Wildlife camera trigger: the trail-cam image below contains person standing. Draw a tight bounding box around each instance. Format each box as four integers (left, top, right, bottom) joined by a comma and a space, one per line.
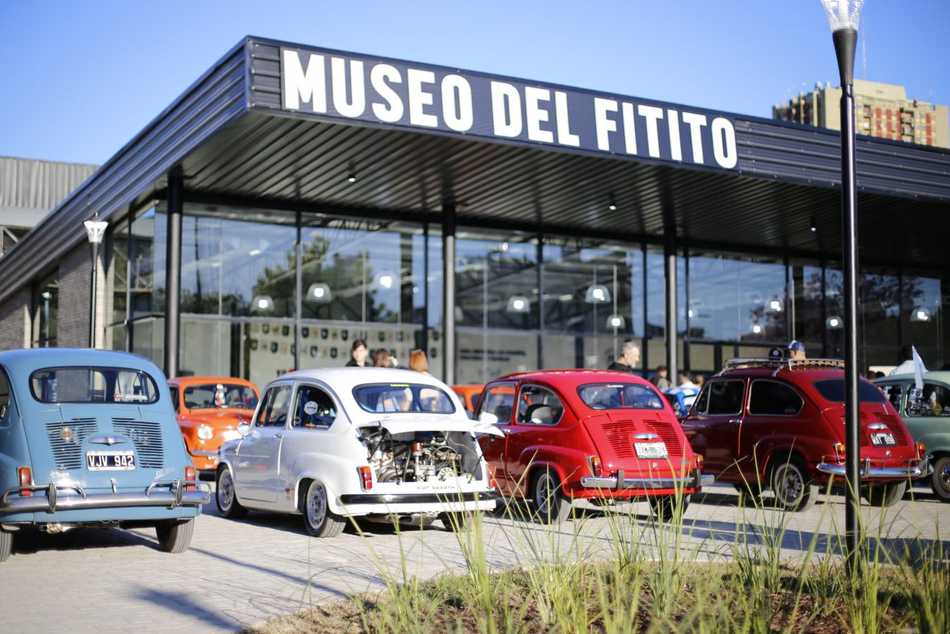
607, 340, 641, 373
409, 349, 430, 374
346, 339, 369, 367
653, 365, 671, 391
788, 340, 807, 360
373, 349, 391, 368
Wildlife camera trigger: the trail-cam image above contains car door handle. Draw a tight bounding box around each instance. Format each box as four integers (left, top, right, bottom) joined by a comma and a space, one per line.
728, 418, 742, 424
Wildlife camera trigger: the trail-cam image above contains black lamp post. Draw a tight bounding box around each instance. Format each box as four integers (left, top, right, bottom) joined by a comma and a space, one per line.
84, 217, 108, 348
820, 0, 863, 572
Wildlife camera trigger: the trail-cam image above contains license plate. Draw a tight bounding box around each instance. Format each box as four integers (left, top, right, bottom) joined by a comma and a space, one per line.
870, 432, 895, 446
635, 442, 668, 459
86, 451, 136, 471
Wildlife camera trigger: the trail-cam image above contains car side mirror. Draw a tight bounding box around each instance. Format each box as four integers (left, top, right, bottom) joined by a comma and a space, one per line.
478, 411, 499, 426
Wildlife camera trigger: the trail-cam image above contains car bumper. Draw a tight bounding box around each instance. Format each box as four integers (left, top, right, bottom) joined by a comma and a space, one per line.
336, 491, 496, 515
0, 481, 211, 515
816, 459, 932, 480
579, 470, 713, 491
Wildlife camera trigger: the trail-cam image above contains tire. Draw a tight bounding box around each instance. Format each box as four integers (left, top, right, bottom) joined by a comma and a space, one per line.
0, 528, 12, 562
155, 518, 195, 554
216, 467, 247, 519
531, 468, 572, 524
769, 456, 819, 512
733, 480, 764, 503
931, 457, 950, 502
649, 495, 690, 522
440, 511, 479, 532
864, 480, 907, 507
300, 480, 345, 538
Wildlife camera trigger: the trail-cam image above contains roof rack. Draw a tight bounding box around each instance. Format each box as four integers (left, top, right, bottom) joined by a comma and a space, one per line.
720, 358, 846, 374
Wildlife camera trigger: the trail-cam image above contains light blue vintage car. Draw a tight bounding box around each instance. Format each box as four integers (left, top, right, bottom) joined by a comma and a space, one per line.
0, 349, 209, 561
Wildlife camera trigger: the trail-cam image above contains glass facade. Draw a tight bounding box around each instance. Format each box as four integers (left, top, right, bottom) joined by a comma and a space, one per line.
106, 200, 947, 385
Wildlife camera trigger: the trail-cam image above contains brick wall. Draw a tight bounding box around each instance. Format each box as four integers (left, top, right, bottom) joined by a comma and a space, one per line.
56, 243, 92, 348
0, 286, 30, 351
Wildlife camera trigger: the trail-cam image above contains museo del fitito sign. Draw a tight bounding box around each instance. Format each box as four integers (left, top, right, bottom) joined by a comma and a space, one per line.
279, 46, 738, 171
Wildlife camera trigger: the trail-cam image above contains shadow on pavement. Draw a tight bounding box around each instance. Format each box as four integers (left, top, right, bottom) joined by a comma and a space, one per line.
134, 587, 237, 631
11, 526, 157, 556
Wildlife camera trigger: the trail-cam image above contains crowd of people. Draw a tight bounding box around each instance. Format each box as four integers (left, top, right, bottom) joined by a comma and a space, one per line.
344, 338, 431, 374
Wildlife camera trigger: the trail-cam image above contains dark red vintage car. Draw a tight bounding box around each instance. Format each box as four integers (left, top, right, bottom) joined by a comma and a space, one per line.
476, 370, 708, 523
680, 359, 929, 511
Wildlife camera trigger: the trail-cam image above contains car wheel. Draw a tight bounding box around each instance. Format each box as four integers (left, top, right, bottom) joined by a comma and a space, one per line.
649, 495, 690, 522
864, 480, 907, 507
770, 456, 818, 512
531, 468, 572, 524
216, 467, 247, 519
440, 511, 479, 531
301, 480, 345, 538
733, 480, 764, 503
155, 518, 195, 553
0, 528, 12, 562
931, 456, 950, 502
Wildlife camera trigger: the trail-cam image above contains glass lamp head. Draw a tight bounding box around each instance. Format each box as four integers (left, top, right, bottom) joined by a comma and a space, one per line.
819, 0, 863, 32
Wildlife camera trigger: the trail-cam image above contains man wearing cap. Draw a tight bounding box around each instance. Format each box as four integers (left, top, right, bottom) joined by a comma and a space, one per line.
788, 340, 806, 360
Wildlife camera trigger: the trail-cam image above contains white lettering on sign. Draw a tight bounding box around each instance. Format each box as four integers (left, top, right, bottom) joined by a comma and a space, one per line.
667, 109, 682, 161
681, 112, 707, 164
524, 87, 553, 144
491, 81, 522, 138
638, 105, 664, 158
621, 103, 637, 155
283, 51, 326, 113
593, 98, 618, 151
370, 64, 403, 123
442, 74, 474, 132
331, 57, 365, 118
711, 117, 738, 169
407, 69, 438, 128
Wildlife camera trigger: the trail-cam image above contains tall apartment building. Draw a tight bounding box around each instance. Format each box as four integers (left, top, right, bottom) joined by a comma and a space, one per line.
773, 80, 949, 149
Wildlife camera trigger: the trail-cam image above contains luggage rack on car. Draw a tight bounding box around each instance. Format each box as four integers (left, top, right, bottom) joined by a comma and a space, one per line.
719, 358, 846, 375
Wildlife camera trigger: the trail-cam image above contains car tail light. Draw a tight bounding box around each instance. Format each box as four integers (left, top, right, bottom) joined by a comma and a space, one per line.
357, 466, 373, 490
695, 454, 704, 471
184, 466, 197, 492
916, 442, 926, 459
18, 466, 33, 497
587, 455, 602, 477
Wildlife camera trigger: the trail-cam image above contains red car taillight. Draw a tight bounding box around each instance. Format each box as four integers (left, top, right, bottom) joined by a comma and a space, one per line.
18, 466, 33, 497
184, 466, 197, 492
916, 442, 926, 460
587, 455, 602, 477
695, 454, 704, 472
357, 466, 373, 490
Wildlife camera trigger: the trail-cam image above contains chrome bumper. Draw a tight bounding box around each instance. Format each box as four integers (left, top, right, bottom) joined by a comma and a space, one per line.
816, 459, 932, 480
0, 480, 211, 515
579, 470, 713, 491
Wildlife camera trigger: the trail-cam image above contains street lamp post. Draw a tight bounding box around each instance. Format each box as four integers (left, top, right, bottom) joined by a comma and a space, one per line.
820, 0, 863, 572
84, 217, 109, 349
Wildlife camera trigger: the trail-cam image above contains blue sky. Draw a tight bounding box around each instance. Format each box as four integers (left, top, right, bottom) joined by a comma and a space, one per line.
2, 0, 948, 165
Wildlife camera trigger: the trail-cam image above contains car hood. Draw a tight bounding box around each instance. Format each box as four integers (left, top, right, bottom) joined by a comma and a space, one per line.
355, 413, 504, 437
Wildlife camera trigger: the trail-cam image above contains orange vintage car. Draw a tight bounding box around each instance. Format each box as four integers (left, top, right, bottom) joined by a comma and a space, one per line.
169, 376, 260, 478
453, 384, 485, 414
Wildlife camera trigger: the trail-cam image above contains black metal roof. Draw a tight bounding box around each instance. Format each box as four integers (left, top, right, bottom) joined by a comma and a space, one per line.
1, 35, 948, 302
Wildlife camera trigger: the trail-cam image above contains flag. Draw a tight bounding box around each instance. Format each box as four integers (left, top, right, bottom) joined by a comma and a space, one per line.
912, 346, 928, 391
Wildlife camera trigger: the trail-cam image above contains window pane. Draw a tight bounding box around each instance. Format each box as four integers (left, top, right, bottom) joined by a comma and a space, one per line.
480, 384, 516, 422
183, 383, 257, 410
578, 382, 664, 410
294, 386, 337, 428
352, 383, 455, 414
257, 385, 292, 426
129, 206, 165, 320
907, 383, 950, 417
30, 367, 159, 404
813, 380, 885, 403
902, 274, 942, 366
707, 380, 745, 414
749, 381, 803, 415
516, 385, 564, 425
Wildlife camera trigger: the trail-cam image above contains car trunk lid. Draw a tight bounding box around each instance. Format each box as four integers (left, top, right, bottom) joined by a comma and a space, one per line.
581, 410, 688, 473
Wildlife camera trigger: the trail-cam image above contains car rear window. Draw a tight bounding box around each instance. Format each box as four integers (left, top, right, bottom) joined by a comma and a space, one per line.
353, 383, 455, 414
813, 379, 885, 404
30, 366, 160, 404
184, 383, 258, 410
578, 383, 664, 410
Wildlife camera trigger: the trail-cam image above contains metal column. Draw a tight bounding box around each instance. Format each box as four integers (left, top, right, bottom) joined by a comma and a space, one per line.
294, 210, 303, 370
442, 203, 456, 384
664, 229, 678, 381
164, 166, 184, 378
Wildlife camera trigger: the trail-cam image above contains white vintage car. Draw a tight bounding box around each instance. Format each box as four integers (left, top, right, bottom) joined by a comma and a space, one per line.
215, 368, 500, 537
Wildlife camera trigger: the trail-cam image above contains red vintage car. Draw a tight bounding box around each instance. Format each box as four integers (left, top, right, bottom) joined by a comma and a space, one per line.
169, 376, 260, 478
680, 359, 929, 511
476, 370, 708, 523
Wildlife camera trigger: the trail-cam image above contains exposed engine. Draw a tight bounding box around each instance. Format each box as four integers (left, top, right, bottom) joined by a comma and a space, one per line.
359, 429, 482, 484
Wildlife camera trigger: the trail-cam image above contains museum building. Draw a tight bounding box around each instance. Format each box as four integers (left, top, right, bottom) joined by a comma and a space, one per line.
0, 36, 948, 388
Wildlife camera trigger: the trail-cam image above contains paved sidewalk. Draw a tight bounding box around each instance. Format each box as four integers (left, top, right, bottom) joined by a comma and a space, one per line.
1, 485, 947, 633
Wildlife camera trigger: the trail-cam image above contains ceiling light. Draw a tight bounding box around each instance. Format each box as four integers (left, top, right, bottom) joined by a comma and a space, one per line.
506, 296, 531, 313
375, 272, 396, 289
827, 315, 843, 329
768, 298, 784, 312
606, 314, 625, 329
608, 194, 617, 211
248, 248, 263, 257
251, 295, 274, 312
499, 241, 510, 252
751, 323, 763, 335
810, 216, 818, 233
347, 160, 358, 183
911, 307, 932, 322
307, 283, 332, 303
559, 293, 573, 302
584, 284, 611, 304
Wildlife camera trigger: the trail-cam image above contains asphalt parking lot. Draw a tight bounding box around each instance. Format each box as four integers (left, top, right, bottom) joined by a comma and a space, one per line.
1, 484, 947, 634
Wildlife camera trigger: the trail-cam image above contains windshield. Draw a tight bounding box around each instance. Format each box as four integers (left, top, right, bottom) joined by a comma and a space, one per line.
353, 383, 456, 414
184, 383, 258, 410
578, 383, 665, 410
30, 366, 160, 404
813, 379, 885, 404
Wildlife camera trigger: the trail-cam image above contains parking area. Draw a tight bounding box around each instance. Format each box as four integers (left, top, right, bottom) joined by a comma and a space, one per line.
1, 485, 947, 634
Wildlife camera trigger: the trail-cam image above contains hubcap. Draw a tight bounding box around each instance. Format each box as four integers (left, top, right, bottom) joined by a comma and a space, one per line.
774, 464, 804, 506
218, 471, 234, 510
536, 473, 555, 515
940, 464, 950, 490
307, 483, 327, 528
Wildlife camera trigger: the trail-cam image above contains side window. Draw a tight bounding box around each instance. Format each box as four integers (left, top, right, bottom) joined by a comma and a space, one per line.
169, 386, 180, 413
0, 368, 12, 426
878, 383, 904, 413
907, 383, 950, 417
293, 385, 337, 429
693, 385, 709, 414
706, 380, 745, 415
749, 380, 804, 416
479, 383, 516, 423
255, 385, 293, 427
517, 385, 564, 426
